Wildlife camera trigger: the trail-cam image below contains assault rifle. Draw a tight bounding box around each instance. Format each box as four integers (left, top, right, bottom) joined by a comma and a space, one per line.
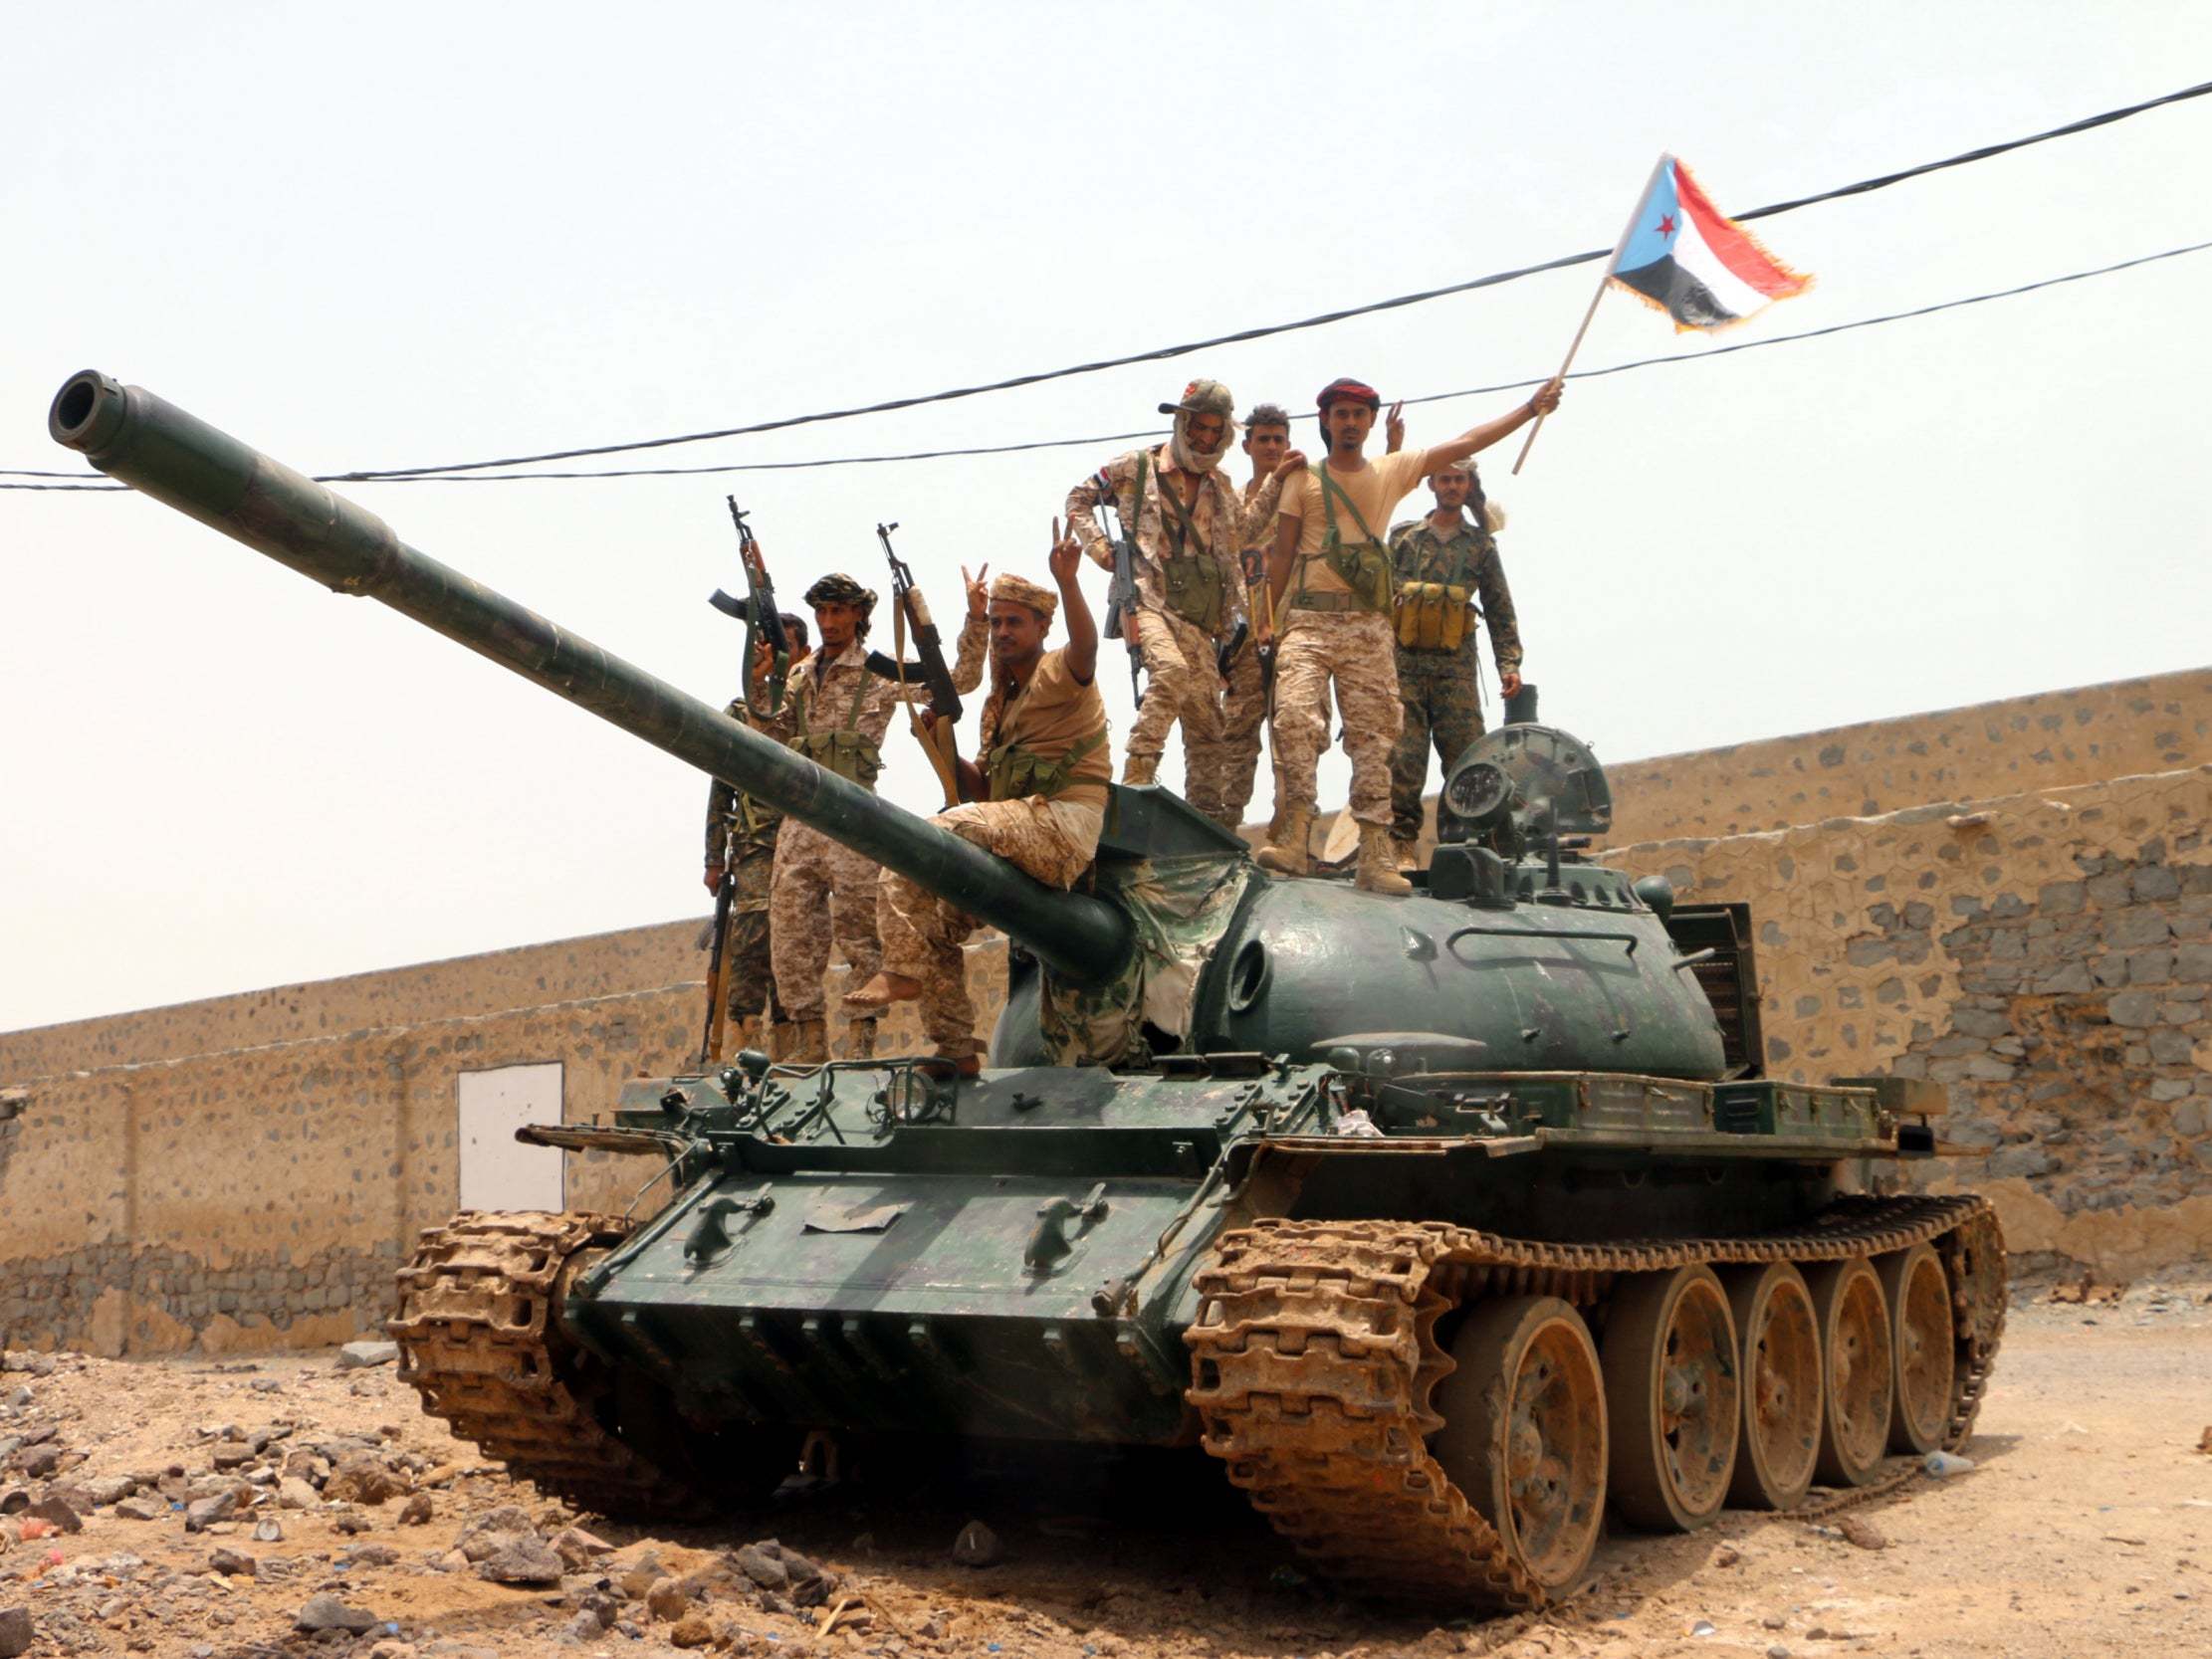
868, 521, 964, 806
707, 499, 791, 714
699, 840, 737, 1067
1097, 495, 1144, 703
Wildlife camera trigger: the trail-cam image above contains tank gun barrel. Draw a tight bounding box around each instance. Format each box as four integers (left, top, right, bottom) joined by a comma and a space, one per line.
51, 371, 1132, 985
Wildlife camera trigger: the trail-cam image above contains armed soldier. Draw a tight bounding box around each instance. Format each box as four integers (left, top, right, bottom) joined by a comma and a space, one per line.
1258, 376, 1559, 892
703, 612, 810, 1058
1183, 403, 1298, 830
1065, 380, 1297, 796
844, 523, 1109, 1074
769, 568, 987, 1062
1386, 461, 1521, 867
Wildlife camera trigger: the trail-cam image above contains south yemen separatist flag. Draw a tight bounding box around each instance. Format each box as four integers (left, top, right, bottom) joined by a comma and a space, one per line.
1611, 156, 1810, 330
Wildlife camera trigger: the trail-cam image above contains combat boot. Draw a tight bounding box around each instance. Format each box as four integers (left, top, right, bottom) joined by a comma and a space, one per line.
1122, 750, 1161, 787
1356, 825, 1414, 895
778, 1018, 829, 1065
723, 1014, 763, 1063
1391, 837, 1420, 872
1256, 806, 1313, 877
842, 1017, 878, 1060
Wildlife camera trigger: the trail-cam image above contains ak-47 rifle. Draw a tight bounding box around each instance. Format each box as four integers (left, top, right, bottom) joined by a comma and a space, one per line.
708, 499, 791, 714
1098, 490, 1144, 704
699, 840, 737, 1067
867, 521, 964, 807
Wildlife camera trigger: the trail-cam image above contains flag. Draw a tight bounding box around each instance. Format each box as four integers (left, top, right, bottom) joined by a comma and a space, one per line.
1610, 156, 1810, 331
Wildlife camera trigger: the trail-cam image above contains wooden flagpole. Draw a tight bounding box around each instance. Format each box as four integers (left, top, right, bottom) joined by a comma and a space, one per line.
1511, 151, 1671, 476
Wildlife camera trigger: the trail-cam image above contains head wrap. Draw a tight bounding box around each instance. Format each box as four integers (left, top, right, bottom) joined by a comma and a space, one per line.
990, 572, 1058, 624
1316, 376, 1382, 414
803, 573, 876, 611
1158, 377, 1235, 475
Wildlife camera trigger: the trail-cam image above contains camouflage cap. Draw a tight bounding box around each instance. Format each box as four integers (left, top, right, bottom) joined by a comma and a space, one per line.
803, 573, 876, 610
1158, 377, 1234, 420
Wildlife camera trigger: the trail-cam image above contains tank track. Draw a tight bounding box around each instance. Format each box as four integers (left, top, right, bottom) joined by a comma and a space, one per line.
388, 1210, 709, 1519
1185, 1194, 2006, 1612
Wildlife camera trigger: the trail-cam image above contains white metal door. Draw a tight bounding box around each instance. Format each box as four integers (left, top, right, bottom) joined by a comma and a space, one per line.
457, 1063, 564, 1212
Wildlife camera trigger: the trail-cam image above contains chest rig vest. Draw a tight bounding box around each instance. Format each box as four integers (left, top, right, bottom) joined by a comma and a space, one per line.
787, 661, 882, 786
1394, 523, 1488, 653
1127, 452, 1227, 635
1292, 462, 1395, 615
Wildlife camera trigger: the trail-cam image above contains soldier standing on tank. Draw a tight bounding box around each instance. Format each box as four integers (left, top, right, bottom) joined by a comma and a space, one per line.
703, 612, 811, 1058
768, 568, 987, 1063
1257, 376, 1560, 893
1064, 381, 1298, 795
843, 522, 1110, 1074
1182, 403, 1302, 831
1385, 461, 1521, 868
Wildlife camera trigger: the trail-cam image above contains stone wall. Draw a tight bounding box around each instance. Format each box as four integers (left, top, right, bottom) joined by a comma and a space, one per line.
1597, 668, 2212, 846
0, 926, 1000, 1356
1612, 765, 2212, 1279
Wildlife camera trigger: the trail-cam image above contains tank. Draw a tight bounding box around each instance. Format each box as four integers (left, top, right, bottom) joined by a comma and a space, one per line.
52, 370, 2007, 1611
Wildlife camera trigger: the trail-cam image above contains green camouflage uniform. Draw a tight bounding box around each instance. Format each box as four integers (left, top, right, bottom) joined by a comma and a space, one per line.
705, 694, 791, 1024
1385, 516, 1521, 844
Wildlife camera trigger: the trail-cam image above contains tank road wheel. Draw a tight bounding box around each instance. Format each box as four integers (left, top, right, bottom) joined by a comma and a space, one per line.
1877, 1242, 1957, 1455
1804, 1258, 1893, 1488
1432, 1296, 1609, 1593
1722, 1262, 1822, 1511
1601, 1266, 1740, 1532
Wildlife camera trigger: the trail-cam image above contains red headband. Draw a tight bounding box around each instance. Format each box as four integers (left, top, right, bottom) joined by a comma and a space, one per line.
1316, 377, 1381, 412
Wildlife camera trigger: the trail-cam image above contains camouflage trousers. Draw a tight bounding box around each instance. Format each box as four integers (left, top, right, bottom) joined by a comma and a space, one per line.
1183, 620, 1267, 831
717, 834, 779, 1022
879, 797, 1103, 1059
1127, 605, 1222, 767
1390, 642, 1486, 844
1269, 608, 1402, 827
770, 819, 882, 1023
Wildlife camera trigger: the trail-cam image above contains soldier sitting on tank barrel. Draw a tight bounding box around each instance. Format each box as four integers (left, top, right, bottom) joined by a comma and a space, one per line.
843, 522, 1110, 1075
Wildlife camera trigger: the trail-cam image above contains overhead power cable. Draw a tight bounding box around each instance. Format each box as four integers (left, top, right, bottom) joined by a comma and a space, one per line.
314, 77, 2208, 481
9, 239, 2204, 494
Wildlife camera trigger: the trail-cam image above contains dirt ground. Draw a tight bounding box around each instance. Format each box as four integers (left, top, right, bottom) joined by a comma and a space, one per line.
3, 1279, 2210, 1659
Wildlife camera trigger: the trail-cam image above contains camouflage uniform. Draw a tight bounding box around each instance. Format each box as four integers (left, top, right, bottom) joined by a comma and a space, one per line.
1385, 516, 1521, 843
770, 621, 986, 1035
877, 647, 1110, 1060
1272, 610, 1401, 824
704, 695, 793, 1035
1182, 474, 1284, 830
1066, 450, 1272, 780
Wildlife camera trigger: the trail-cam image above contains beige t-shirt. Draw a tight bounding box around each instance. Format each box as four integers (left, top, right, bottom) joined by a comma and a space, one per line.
1279, 448, 1441, 598
983, 648, 1112, 810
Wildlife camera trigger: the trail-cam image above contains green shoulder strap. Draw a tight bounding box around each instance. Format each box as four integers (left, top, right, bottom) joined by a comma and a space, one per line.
1315, 462, 1383, 546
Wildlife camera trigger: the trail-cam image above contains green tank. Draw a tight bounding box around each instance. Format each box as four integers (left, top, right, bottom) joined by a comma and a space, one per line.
53, 370, 2006, 1611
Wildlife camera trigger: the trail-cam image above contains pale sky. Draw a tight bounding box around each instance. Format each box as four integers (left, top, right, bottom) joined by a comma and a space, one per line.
5, 3, 2209, 1035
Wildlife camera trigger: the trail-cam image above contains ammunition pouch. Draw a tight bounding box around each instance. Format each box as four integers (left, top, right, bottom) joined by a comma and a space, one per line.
1394, 580, 1473, 652
1160, 553, 1227, 634
1303, 463, 1394, 615
789, 728, 883, 787
1316, 535, 1395, 615
987, 727, 1106, 801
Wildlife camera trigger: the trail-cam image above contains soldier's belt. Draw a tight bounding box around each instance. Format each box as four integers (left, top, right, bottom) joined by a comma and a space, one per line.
1285, 591, 1367, 614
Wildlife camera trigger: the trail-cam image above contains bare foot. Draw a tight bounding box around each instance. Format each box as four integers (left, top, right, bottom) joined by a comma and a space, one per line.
842, 972, 922, 1013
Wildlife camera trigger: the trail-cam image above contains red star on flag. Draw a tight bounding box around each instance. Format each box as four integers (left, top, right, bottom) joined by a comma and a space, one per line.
1657, 213, 1676, 236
